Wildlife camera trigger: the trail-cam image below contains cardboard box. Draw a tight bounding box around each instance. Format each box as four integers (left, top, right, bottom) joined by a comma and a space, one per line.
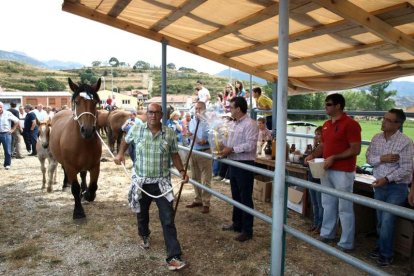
253, 175, 272, 202
287, 187, 304, 214
394, 217, 414, 258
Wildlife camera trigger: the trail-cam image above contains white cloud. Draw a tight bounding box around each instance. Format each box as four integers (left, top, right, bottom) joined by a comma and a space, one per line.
0, 0, 227, 75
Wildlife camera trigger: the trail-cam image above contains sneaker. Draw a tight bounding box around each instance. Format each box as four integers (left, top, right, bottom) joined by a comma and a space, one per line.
167, 257, 186, 271
140, 236, 150, 250
223, 179, 230, 184
317, 236, 336, 243
5, 166, 10, 170
377, 255, 393, 267
335, 245, 354, 253
368, 248, 380, 260
213, 175, 224, 181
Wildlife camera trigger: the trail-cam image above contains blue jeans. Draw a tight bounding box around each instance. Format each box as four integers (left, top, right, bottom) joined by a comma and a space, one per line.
137, 183, 182, 261
0, 132, 12, 167
308, 175, 323, 228
320, 170, 355, 249
228, 161, 255, 236
128, 143, 136, 164
212, 160, 220, 176
374, 182, 408, 258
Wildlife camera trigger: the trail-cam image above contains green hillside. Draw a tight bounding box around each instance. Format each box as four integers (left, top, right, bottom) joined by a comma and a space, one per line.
0, 60, 262, 98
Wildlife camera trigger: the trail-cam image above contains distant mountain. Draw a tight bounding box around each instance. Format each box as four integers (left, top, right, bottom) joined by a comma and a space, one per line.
0, 50, 46, 68
43, 59, 84, 70
215, 69, 267, 85
386, 81, 413, 97
0, 49, 84, 70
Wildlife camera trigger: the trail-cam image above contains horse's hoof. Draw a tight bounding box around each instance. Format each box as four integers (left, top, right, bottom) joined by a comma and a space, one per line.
47, 187, 53, 193
73, 211, 86, 220
83, 190, 96, 202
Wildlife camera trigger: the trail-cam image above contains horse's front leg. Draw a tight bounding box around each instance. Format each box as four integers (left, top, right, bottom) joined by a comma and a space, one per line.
83, 164, 100, 202
62, 166, 71, 191
47, 158, 58, 193
66, 167, 85, 219
39, 158, 46, 190
80, 171, 87, 193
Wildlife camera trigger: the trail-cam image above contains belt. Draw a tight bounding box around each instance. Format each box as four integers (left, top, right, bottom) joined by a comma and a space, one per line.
0, 131, 9, 134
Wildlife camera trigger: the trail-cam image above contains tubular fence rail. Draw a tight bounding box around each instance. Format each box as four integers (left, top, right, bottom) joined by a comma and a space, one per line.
174, 107, 414, 275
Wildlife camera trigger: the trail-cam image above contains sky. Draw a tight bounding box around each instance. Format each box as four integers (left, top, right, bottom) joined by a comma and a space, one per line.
0, 0, 413, 82
0, 0, 228, 75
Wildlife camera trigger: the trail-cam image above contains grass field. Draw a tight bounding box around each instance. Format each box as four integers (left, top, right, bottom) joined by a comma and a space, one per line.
307, 118, 414, 166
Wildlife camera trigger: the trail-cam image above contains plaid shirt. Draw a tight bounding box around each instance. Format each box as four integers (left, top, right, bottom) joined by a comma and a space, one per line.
125, 123, 178, 177
366, 130, 413, 184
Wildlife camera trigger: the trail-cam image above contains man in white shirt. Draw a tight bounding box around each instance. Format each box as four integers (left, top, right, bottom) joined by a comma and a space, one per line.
0, 101, 19, 169
34, 104, 48, 123
196, 80, 210, 106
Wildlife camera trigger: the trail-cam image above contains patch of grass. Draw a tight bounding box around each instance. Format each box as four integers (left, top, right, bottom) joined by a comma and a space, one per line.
309, 119, 414, 166
8, 243, 40, 260
79, 260, 90, 266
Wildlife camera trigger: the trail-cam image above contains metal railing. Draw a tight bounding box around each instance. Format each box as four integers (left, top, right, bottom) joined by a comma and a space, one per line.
176, 145, 413, 275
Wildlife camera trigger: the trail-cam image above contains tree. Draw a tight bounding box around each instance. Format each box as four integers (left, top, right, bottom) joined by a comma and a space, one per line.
109, 57, 119, 67
133, 60, 150, 70
36, 81, 48, 91
167, 63, 176, 70
365, 81, 396, 111
91, 61, 101, 67
342, 90, 371, 111
36, 78, 66, 91
79, 69, 98, 84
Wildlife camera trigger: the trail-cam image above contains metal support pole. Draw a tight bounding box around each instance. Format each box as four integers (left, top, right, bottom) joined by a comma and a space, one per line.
249, 74, 254, 118
271, 0, 289, 275
161, 39, 168, 125
111, 67, 114, 98
272, 81, 277, 133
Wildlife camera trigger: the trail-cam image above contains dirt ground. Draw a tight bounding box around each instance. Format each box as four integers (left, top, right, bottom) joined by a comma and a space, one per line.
0, 148, 412, 275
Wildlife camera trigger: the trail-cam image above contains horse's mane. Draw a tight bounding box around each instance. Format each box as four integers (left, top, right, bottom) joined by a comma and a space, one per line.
71, 83, 101, 104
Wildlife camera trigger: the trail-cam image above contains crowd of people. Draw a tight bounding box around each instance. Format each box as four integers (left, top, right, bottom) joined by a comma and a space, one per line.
114, 82, 413, 271
1, 78, 413, 272
0, 102, 59, 168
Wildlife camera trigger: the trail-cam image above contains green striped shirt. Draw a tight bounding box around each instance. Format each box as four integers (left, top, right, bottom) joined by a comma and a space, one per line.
125, 123, 178, 177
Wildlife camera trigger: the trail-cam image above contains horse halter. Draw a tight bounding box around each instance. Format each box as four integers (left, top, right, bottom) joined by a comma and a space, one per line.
72, 95, 97, 128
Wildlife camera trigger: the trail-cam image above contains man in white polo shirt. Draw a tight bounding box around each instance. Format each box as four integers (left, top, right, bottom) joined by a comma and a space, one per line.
0, 101, 19, 169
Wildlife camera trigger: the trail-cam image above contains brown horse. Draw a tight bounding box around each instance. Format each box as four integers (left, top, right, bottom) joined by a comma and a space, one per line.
36, 119, 58, 192
97, 109, 109, 137
107, 110, 129, 153
49, 78, 102, 219
107, 110, 147, 153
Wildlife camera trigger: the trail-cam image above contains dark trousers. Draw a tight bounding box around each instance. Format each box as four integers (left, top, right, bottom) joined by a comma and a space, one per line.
128, 143, 136, 164
137, 183, 182, 261
266, 116, 272, 131
219, 162, 229, 179
23, 128, 38, 154
228, 161, 255, 236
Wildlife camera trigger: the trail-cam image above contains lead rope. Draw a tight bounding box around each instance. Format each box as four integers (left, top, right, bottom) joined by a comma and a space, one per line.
95, 131, 181, 199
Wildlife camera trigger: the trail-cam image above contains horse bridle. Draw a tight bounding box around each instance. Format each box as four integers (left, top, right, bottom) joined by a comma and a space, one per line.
72, 100, 98, 128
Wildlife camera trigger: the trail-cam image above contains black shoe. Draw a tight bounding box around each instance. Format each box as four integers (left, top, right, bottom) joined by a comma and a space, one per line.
317, 236, 336, 244
234, 233, 252, 242
368, 248, 380, 260
377, 255, 393, 267
336, 245, 354, 253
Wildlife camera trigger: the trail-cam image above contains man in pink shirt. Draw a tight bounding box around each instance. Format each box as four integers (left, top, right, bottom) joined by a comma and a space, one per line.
220, 97, 258, 242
